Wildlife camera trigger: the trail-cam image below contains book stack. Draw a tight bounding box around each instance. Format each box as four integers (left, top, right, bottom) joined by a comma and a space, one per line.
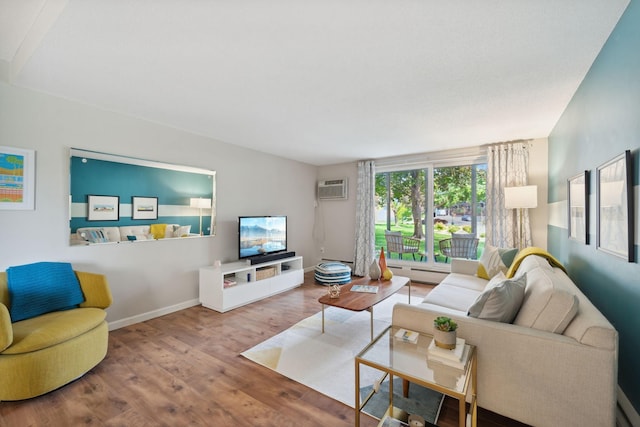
427, 338, 470, 369
223, 278, 237, 288
394, 328, 419, 344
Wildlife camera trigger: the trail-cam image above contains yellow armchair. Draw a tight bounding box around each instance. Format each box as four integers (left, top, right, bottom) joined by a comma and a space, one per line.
0, 270, 112, 401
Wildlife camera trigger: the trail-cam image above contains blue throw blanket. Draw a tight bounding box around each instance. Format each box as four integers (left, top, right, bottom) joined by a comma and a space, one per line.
7, 262, 85, 322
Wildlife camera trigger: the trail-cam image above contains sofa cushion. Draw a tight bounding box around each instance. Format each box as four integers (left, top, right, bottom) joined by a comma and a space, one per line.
439, 272, 488, 292
477, 245, 518, 279
423, 282, 483, 313
468, 272, 526, 323
119, 225, 151, 240
7, 262, 86, 322
513, 256, 579, 334
2, 308, 106, 355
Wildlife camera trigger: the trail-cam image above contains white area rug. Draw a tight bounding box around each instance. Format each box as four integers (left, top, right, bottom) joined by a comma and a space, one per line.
241, 293, 421, 407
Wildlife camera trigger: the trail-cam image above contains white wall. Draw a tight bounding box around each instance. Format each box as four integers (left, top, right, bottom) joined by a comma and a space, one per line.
0, 82, 318, 328
314, 163, 358, 263
528, 138, 549, 249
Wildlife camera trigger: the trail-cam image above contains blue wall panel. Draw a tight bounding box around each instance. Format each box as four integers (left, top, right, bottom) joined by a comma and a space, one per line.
548, 0, 640, 413
70, 156, 213, 234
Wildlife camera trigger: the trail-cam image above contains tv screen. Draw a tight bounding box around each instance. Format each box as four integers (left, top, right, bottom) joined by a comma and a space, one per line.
238, 216, 287, 259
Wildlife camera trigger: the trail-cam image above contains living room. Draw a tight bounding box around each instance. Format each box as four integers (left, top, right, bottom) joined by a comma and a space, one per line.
1, 1, 639, 426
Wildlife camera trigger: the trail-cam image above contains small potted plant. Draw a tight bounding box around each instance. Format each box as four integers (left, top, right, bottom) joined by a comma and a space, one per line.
433, 316, 458, 349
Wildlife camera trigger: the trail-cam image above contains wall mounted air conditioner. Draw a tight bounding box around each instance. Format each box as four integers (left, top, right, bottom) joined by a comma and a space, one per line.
317, 178, 348, 200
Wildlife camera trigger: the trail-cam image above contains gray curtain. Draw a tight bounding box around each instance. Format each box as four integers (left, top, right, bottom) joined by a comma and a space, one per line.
353, 160, 376, 276
486, 142, 531, 248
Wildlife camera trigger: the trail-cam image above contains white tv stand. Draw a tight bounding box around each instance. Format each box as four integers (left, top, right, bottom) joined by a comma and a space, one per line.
199, 256, 304, 313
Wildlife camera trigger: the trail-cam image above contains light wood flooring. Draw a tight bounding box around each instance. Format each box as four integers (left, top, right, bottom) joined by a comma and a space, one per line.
0, 272, 529, 427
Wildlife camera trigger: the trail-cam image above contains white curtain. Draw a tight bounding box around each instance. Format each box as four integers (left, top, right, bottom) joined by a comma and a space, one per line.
353, 160, 376, 276
486, 142, 531, 248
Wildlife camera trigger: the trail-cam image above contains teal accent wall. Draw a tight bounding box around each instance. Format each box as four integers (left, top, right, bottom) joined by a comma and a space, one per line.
548, 0, 640, 414
70, 156, 213, 234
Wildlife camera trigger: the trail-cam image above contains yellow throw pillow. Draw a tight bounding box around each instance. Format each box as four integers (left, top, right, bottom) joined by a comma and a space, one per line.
149, 224, 167, 239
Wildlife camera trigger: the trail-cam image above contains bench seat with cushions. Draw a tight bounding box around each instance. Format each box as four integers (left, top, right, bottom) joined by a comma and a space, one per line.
71, 223, 192, 245
392, 247, 618, 427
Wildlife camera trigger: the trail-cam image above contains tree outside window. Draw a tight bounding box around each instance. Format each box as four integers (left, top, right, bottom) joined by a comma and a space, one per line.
375, 164, 486, 265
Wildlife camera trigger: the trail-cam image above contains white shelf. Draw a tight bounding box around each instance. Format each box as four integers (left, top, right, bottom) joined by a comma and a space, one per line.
199, 256, 304, 312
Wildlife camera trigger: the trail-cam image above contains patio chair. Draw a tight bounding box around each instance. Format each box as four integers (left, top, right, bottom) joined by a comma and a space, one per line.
439, 234, 479, 262
384, 231, 421, 260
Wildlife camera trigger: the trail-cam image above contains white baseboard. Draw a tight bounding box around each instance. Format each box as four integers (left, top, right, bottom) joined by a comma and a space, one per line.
618, 387, 640, 427
107, 298, 200, 331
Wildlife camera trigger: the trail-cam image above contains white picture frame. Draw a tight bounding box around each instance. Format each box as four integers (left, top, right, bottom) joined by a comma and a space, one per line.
596, 150, 633, 262
87, 195, 120, 221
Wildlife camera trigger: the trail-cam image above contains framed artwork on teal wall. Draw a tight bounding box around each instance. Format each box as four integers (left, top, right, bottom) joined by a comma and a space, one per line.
132, 196, 158, 220
87, 195, 120, 221
568, 170, 589, 244
596, 150, 633, 262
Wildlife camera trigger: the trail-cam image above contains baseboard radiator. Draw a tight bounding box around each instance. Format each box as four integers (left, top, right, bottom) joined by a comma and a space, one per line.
316, 259, 447, 285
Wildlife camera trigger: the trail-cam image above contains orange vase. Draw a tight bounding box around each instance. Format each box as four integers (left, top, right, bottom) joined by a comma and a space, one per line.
378, 247, 387, 278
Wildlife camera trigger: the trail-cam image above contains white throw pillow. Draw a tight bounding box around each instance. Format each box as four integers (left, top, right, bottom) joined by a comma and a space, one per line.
174, 225, 191, 237
468, 272, 527, 323
477, 244, 517, 279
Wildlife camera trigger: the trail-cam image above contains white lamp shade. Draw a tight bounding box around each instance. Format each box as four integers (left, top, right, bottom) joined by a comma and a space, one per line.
190, 198, 212, 209
504, 185, 538, 209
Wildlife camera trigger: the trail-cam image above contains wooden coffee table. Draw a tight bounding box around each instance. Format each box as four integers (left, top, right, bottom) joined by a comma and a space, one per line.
318, 276, 411, 340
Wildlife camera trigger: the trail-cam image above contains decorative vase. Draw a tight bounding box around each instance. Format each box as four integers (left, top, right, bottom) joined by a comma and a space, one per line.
434, 329, 457, 349
378, 247, 387, 278
369, 259, 381, 280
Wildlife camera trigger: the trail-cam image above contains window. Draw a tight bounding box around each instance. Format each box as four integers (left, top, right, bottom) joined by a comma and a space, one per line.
375, 162, 486, 267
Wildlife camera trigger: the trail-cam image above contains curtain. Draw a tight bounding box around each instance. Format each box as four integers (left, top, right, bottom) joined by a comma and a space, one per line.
353, 160, 376, 276
486, 142, 531, 248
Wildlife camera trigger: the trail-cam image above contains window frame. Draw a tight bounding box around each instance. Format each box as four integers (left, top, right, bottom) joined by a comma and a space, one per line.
375, 149, 487, 271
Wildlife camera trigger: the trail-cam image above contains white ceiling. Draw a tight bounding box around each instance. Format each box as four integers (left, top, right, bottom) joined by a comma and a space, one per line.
0, 0, 630, 166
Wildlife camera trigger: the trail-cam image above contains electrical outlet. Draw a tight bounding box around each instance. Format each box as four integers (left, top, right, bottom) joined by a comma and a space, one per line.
320, 247, 325, 253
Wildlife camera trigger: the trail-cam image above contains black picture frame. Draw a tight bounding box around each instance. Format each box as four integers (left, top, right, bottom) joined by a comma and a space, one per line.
568, 170, 590, 244
132, 196, 158, 220
596, 150, 634, 262
87, 195, 120, 221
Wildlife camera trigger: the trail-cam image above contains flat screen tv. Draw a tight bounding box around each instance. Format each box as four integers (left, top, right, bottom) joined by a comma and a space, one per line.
238, 216, 287, 260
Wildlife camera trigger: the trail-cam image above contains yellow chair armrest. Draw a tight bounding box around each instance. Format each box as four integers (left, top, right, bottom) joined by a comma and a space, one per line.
0, 302, 13, 352
75, 271, 113, 309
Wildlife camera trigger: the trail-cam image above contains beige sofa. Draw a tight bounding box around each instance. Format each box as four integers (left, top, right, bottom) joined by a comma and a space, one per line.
392, 253, 618, 427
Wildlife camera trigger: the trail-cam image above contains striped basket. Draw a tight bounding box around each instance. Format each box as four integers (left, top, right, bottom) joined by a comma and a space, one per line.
314, 262, 352, 285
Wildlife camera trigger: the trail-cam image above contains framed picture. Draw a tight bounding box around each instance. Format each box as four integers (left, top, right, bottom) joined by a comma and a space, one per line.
0, 146, 36, 210
87, 195, 120, 221
132, 196, 158, 220
596, 150, 633, 262
568, 170, 589, 244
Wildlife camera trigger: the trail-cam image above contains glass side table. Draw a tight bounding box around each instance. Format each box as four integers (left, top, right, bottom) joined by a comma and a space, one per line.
355, 325, 477, 427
